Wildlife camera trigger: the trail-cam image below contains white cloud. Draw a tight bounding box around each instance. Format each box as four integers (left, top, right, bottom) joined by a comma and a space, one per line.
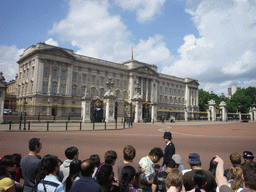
163, 0, 256, 94
0, 45, 25, 82
49, 0, 171, 65
114, 0, 166, 22
45, 38, 59, 46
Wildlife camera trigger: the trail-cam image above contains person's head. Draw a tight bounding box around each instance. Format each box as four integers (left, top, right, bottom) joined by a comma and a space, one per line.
80, 159, 95, 177
230, 166, 243, 190
243, 151, 254, 164
163, 131, 172, 143
149, 147, 164, 163
97, 163, 113, 186
187, 153, 202, 168
70, 159, 82, 177
193, 170, 207, 192
165, 169, 183, 190
12, 153, 21, 167
29, 138, 42, 153
209, 157, 217, 176
242, 161, 256, 190
0, 155, 16, 176
123, 145, 136, 161
120, 166, 136, 192
89, 154, 101, 167
65, 146, 79, 160
172, 154, 183, 168
41, 155, 59, 175
164, 158, 177, 172
230, 152, 242, 166
104, 150, 117, 165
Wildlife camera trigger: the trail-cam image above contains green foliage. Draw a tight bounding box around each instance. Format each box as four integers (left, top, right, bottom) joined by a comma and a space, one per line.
198, 87, 256, 113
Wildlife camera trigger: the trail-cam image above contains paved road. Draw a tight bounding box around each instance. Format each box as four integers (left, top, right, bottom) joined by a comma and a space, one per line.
0, 121, 255, 175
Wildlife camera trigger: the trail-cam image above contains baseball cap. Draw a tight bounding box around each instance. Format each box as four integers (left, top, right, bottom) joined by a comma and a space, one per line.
163, 131, 172, 139
243, 151, 254, 158
187, 153, 201, 165
172, 154, 182, 164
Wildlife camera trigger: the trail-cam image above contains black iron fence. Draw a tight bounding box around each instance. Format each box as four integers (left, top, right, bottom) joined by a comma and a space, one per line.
6, 119, 133, 132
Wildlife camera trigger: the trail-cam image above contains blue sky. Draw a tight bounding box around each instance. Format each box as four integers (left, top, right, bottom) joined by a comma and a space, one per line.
1, 0, 256, 96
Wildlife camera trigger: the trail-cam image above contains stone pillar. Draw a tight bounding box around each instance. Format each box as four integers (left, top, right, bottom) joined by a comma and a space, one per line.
249, 107, 253, 121
208, 99, 216, 121
81, 94, 91, 123
253, 107, 256, 121
133, 99, 143, 123
219, 101, 227, 121
104, 91, 116, 123
0, 72, 7, 123
146, 78, 149, 101
191, 106, 194, 119
239, 112, 242, 121
57, 65, 62, 94
66, 64, 73, 97
129, 75, 134, 101
151, 104, 157, 123
141, 78, 144, 100
207, 109, 211, 121
184, 109, 188, 122
47, 64, 52, 94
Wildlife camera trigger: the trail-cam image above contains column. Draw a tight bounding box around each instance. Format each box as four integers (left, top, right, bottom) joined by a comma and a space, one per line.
105, 96, 116, 123
151, 80, 154, 103
134, 100, 143, 123
185, 83, 189, 108
184, 109, 188, 122
66, 64, 73, 97
34, 58, 44, 93
129, 75, 134, 101
208, 99, 216, 121
47, 64, 52, 94
220, 101, 227, 121
81, 96, 91, 123
141, 78, 144, 100
146, 78, 149, 101
253, 107, 256, 121
155, 81, 158, 103
57, 65, 62, 94
151, 104, 157, 123
239, 112, 242, 121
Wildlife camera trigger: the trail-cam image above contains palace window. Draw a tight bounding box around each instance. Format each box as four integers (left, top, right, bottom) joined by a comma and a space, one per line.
83, 74, 87, 82
73, 73, 77, 81
61, 71, 66, 79
60, 86, 65, 95
43, 84, 48, 94
44, 68, 49, 76
52, 85, 57, 94
72, 88, 76, 96
53, 69, 57, 77
92, 75, 95, 83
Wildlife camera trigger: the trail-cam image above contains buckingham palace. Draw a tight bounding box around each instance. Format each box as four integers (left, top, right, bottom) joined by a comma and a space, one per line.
16, 42, 199, 122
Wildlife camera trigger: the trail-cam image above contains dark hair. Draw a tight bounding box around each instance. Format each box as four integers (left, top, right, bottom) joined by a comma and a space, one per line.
35, 155, 58, 183
208, 157, 217, 176
242, 161, 256, 190
29, 138, 41, 151
193, 170, 207, 192
66, 159, 82, 192
0, 155, 15, 176
97, 164, 113, 186
120, 166, 136, 192
104, 150, 117, 165
123, 145, 136, 161
65, 147, 79, 159
81, 160, 95, 177
89, 154, 101, 167
12, 153, 21, 167
149, 147, 164, 158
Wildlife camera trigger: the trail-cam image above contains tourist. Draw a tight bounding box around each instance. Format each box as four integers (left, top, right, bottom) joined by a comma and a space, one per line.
89, 154, 101, 179
21, 138, 42, 192
59, 146, 79, 184
120, 165, 142, 192
70, 159, 101, 192
37, 155, 64, 192
66, 159, 82, 192
224, 153, 241, 180
139, 147, 164, 192
188, 170, 207, 192
0, 155, 16, 192
165, 169, 183, 192
117, 145, 141, 188
183, 153, 217, 192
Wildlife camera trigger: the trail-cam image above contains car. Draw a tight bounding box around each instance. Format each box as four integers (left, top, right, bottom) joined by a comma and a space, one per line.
3, 109, 12, 115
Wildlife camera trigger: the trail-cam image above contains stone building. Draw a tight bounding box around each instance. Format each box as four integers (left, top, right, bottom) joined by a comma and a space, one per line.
16, 43, 199, 121
5, 78, 17, 112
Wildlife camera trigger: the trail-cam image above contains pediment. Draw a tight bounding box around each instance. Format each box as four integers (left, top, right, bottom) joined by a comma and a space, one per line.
39, 48, 75, 59
131, 66, 158, 76
187, 79, 200, 86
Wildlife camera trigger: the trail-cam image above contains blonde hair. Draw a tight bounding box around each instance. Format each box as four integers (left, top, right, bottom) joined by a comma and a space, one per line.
165, 169, 183, 189
230, 166, 243, 190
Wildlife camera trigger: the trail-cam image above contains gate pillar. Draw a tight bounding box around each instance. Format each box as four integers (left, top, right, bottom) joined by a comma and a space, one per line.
104, 91, 116, 123
219, 101, 227, 122
208, 99, 216, 121
81, 93, 91, 123
151, 104, 157, 123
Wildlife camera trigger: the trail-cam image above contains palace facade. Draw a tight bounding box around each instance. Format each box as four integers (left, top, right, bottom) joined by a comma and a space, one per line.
16, 42, 199, 120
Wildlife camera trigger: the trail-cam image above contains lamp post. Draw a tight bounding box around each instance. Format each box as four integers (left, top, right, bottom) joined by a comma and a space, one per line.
23, 99, 27, 130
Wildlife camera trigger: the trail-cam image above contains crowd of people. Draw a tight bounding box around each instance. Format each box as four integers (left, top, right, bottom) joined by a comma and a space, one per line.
0, 132, 255, 192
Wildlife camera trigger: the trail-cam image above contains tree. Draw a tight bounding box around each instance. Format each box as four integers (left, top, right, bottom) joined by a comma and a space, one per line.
198, 89, 210, 111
